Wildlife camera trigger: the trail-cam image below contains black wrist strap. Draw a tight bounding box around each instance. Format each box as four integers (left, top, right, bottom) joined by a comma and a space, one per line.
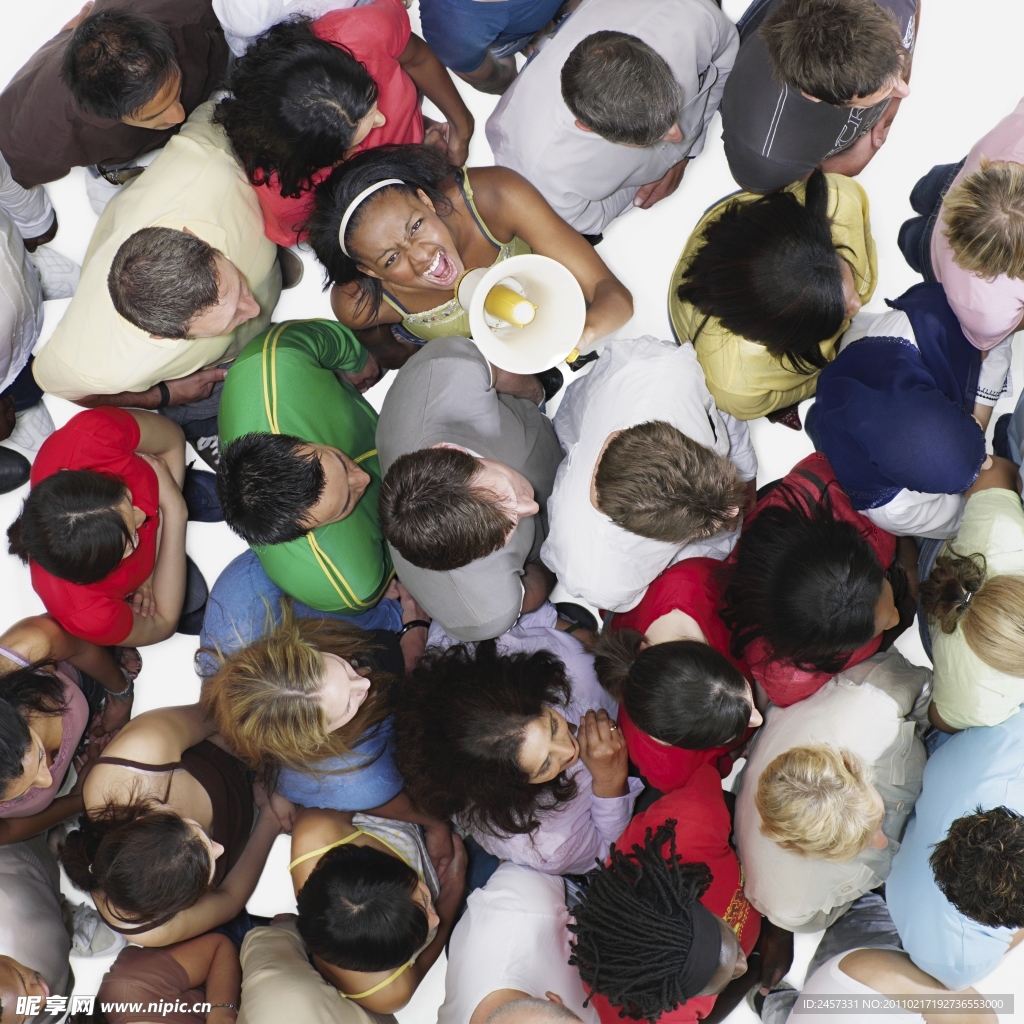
156, 381, 171, 408
396, 619, 431, 639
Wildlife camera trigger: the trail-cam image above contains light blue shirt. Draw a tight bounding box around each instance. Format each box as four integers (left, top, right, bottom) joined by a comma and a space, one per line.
886, 711, 1024, 988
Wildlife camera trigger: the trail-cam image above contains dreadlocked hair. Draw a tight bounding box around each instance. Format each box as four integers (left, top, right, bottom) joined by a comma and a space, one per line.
568, 819, 714, 1023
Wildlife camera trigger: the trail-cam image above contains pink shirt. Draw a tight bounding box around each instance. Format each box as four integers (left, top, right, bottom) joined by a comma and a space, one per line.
254, 0, 424, 245
0, 646, 89, 818
932, 96, 1024, 350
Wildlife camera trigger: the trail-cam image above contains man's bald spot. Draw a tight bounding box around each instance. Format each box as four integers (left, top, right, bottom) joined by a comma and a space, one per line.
485, 997, 583, 1024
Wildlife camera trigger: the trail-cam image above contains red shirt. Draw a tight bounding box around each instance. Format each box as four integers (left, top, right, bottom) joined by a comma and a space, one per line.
588, 765, 762, 1024
30, 409, 159, 645
729, 453, 897, 707
611, 558, 754, 792
255, 0, 424, 246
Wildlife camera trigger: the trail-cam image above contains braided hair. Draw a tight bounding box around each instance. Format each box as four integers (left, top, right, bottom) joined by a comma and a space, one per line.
568, 820, 714, 1023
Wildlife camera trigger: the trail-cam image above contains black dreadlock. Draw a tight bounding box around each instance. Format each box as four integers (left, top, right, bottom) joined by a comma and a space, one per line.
568, 820, 714, 1023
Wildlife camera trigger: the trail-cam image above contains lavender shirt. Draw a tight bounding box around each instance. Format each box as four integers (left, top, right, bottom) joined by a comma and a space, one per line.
428, 603, 643, 875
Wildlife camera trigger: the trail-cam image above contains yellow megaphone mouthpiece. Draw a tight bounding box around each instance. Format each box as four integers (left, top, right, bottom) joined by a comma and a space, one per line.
483, 283, 537, 327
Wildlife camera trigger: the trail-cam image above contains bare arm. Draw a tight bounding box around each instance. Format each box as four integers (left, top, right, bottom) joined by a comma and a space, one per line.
474, 167, 633, 352
165, 932, 242, 1024
129, 411, 186, 486
454, 50, 518, 95
522, 560, 555, 615
927, 701, 961, 734
365, 790, 454, 880
397, 35, 474, 165
74, 368, 229, 411
0, 794, 85, 845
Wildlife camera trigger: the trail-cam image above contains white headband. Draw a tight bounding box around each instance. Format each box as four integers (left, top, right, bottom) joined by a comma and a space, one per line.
338, 178, 405, 257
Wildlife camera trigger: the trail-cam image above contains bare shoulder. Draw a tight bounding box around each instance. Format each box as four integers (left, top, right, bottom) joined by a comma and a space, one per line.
330, 282, 399, 329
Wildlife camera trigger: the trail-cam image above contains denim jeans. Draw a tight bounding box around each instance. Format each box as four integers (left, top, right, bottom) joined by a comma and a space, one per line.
198, 549, 402, 676
760, 893, 903, 1024
897, 160, 967, 281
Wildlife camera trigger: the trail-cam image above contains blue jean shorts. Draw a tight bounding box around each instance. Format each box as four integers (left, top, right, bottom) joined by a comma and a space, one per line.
419, 0, 566, 72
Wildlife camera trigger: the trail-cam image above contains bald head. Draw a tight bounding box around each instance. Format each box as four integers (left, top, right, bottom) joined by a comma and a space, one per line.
485, 997, 583, 1024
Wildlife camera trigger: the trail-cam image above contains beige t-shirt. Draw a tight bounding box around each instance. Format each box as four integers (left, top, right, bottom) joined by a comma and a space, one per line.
930, 488, 1024, 729
33, 101, 280, 400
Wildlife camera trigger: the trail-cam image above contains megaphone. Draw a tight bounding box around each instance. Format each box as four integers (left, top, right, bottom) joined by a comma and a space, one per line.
456, 253, 586, 374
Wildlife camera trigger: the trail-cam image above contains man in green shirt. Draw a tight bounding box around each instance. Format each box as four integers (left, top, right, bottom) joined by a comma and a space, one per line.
217, 319, 393, 613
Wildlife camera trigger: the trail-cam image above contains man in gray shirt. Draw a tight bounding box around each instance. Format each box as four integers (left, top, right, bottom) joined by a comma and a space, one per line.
376, 337, 563, 642
486, 0, 737, 236
721, 0, 917, 193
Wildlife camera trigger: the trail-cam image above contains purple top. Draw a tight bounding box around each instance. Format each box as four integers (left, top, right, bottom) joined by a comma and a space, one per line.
0, 645, 89, 818
428, 603, 643, 874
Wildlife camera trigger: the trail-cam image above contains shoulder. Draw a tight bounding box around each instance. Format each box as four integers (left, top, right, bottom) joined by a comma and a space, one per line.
292, 807, 356, 858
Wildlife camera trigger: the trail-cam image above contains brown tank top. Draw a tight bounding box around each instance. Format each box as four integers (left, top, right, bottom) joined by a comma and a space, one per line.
94, 741, 255, 934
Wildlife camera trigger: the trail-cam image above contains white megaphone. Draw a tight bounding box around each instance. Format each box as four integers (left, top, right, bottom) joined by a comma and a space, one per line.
456, 253, 587, 374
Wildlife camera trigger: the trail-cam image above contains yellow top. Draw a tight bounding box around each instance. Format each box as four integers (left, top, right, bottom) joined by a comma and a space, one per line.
667, 174, 877, 420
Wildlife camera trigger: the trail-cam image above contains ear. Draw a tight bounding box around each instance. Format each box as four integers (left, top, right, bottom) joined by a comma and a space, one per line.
545, 993, 566, 1007
356, 261, 383, 281
415, 188, 436, 213
573, 119, 593, 133
431, 442, 471, 454
799, 90, 823, 103
181, 226, 197, 237
661, 123, 684, 143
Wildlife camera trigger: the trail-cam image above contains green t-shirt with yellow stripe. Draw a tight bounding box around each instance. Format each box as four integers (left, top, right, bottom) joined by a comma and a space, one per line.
218, 319, 393, 613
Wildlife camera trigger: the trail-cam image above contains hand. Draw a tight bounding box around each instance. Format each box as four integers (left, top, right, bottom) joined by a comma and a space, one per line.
424, 820, 454, 883
93, 689, 133, 736
342, 353, 384, 393
70, 741, 103, 796
576, 709, 629, 798
130, 574, 156, 617
163, 367, 229, 406
60, 1, 93, 31
115, 646, 143, 680
423, 119, 472, 167
139, 453, 186, 516
754, 919, 794, 995
270, 912, 298, 928
436, 832, 467, 916
633, 158, 688, 210
268, 791, 297, 833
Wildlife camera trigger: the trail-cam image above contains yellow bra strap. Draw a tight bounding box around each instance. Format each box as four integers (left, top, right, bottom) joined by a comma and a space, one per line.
287, 829, 364, 872
339, 960, 413, 1001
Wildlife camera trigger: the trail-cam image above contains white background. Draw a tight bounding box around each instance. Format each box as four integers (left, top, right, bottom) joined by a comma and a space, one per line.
2, 0, 1024, 1019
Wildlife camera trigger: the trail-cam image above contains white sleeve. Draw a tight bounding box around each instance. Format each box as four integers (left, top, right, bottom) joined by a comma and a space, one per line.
0, 150, 52, 238
721, 412, 758, 481
863, 490, 966, 540
975, 334, 1013, 407
213, 0, 359, 56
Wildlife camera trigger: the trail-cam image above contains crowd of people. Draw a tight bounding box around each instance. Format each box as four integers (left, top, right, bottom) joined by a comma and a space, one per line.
0, 0, 1022, 1023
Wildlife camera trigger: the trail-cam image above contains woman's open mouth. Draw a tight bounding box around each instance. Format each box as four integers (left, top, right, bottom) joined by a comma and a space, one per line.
422, 249, 460, 287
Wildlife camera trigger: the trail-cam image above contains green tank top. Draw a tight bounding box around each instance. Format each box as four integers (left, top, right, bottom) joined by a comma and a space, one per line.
381, 167, 532, 343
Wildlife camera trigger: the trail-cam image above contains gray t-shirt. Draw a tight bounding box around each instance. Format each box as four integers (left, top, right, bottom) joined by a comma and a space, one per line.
375, 337, 564, 641
721, 0, 917, 192
0, 837, 72, 1024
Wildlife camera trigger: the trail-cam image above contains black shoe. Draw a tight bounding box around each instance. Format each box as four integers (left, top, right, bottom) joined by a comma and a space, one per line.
0, 446, 30, 494
555, 601, 599, 633
568, 349, 600, 373
183, 466, 224, 522
994, 413, 1013, 461
277, 245, 304, 289
534, 366, 565, 403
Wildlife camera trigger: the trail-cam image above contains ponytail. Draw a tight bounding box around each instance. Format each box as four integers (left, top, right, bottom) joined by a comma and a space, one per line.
920, 548, 986, 634
592, 627, 646, 703
6, 514, 28, 563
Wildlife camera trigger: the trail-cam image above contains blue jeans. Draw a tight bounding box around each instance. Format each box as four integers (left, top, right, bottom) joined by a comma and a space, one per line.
761, 893, 902, 1024
419, 0, 565, 72
897, 160, 967, 281
198, 549, 402, 676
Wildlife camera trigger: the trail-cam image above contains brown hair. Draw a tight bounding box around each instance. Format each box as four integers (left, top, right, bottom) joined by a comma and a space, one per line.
200, 605, 394, 783
378, 447, 516, 570
760, 0, 907, 106
920, 546, 1024, 677
941, 159, 1024, 281
594, 421, 744, 543
755, 745, 881, 861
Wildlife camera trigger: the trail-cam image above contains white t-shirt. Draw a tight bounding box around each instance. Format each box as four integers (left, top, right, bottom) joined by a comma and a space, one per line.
213, 0, 364, 55
793, 950, 925, 1024
437, 862, 599, 1024
836, 309, 1005, 539
541, 336, 757, 612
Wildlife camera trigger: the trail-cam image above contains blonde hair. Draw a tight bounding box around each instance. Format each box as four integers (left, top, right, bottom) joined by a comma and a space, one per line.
755, 745, 881, 861
941, 158, 1024, 280
920, 546, 1024, 677
199, 605, 394, 782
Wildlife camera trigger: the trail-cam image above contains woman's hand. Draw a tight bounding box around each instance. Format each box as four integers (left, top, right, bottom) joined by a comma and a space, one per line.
423, 820, 454, 883
423, 119, 471, 168
92, 688, 133, 737
268, 791, 297, 834
435, 832, 467, 920
140, 453, 187, 515
130, 573, 157, 618
577, 709, 629, 798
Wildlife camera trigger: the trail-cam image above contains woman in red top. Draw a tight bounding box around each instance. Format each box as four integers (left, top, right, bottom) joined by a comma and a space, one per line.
719, 453, 913, 708
215, 1, 474, 246
7, 409, 198, 648
595, 558, 763, 793
569, 764, 762, 1024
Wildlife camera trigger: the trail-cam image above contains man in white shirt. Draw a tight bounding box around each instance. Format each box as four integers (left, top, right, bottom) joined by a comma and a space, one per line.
437, 862, 598, 1024
541, 337, 757, 613
486, 0, 737, 236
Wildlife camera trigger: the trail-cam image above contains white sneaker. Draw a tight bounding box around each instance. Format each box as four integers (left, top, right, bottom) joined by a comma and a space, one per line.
9, 401, 54, 452
28, 245, 81, 300
69, 902, 126, 958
